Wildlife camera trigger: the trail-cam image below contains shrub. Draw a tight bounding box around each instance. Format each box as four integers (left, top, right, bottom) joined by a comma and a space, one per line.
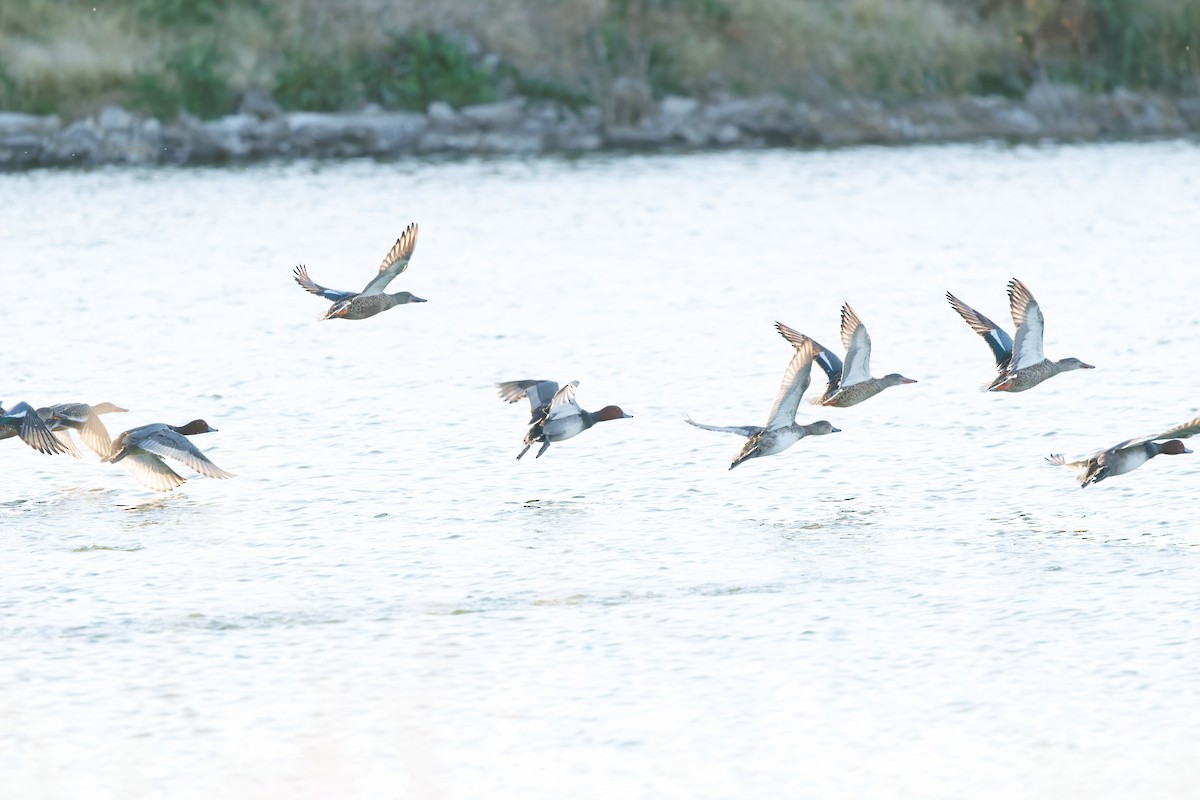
272, 46, 363, 111
129, 37, 236, 119
359, 31, 498, 110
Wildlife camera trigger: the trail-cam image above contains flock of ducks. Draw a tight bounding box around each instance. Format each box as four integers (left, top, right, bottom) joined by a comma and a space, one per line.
6, 225, 1197, 491
0, 402, 232, 492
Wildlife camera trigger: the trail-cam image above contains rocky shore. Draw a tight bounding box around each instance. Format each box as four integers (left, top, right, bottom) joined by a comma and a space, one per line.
2, 83, 1198, 169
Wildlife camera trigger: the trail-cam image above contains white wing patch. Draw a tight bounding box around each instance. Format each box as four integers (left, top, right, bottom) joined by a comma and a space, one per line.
1008, 279, 1045, 370
546, 381, 582, 421
838, 303, 873, 386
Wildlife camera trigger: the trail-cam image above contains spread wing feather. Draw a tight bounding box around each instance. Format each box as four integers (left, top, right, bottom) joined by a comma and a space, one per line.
764, 339, 816, 430
546, 381, 581, 421
946, 291, 1014, 372
1007, 278, 1045, 370
496, 380, 560, 410
683, 416, 761, 437
838, 303, 872, 386
120, 453, 188, 492
361, 222, 419, 296
294, 266, 354, 301
138, 431, 234, 479
776, 321, 843, 402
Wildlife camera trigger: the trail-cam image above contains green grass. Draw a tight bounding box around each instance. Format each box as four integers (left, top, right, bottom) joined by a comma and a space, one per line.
0, 0, 1196, 120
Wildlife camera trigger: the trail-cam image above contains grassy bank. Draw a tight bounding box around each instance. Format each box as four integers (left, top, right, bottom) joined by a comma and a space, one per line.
1, 0, 1197, 122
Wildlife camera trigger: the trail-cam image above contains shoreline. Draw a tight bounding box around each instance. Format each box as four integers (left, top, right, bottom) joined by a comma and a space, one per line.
2, 83, 1198, 170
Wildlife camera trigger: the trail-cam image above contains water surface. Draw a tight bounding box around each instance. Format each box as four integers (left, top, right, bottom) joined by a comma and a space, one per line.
2, 143, 1199, 799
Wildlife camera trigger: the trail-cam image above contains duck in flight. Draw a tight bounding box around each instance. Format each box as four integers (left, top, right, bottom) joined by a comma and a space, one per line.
294, 222, 426, 320
497, 379, 631, 459
0, 401, 69, 455
42, 402, 129, 459
103, 419, 234, 492
1048, 416, 1199, 487
685, 338, 840, 469
947, 278, 1093, 392
774, 303, 916, 407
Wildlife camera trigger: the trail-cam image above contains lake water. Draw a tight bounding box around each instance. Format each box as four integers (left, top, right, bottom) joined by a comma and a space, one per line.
2, 142, 1199, 799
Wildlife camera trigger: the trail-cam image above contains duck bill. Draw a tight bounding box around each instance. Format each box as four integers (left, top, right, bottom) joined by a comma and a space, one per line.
901, 378, 918, 384
1079, 362, 1096, 369
830, 426, 842, 433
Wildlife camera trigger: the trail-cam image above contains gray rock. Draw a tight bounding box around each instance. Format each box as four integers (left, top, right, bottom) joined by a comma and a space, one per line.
659, 95, 698, 121
1023, 81, 1101, 137
953, 96, 1043, 137
240, 89, 283, 120
361, 112, 427, 155
426, 101, 463, 129
0, 112, 61, 136
605, 122, 671, 148
703, 93, 796, 136
0, 133, 44, 167
417, 129, 482, 153
1025, 81, 1086, 116
712, 123, 741, 145
460, 98, 526, 130
48, 119, 103, 163
807, 97, 893, 145
1105, 88, 1184, 135
286, 113, 353, 153
608, 76, 654, 126
97, 105, 134, 131
578, 106, 604, 129
1178, 97, 1200, 129
478, 129, 543, 154
184, 114, 261, 161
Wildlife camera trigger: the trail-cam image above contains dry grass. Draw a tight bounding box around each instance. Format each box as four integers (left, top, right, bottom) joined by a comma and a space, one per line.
0, 0, 1196, 118
0, 4, 148, 115
663, 0, 1020, 99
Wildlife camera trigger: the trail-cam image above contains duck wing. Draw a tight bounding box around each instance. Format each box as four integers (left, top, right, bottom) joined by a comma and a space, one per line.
1046, 453, 1088, 469
1116, 416, 1200, 449
360, 222, 418, 296
294, 265, 355, 301
545, 381, 582, 421
1147, 415, 1200, 441
838, 303, 872, 386
683, 416, 761, 437
764, 339, 816, 430
78, 412, 117, 457
1007, 278, 1045, 370
776, 321, 843, 399
138, 430, 234, 479
119, 452, 188, 492
5, 402, 69, 455
52, 430, 83, 459
947, 291, 1014, 372
496, 380, 560, 410
48, 403, 121, 457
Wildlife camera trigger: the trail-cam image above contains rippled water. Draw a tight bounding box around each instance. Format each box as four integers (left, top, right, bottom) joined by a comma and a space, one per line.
3, 142, 1199, 799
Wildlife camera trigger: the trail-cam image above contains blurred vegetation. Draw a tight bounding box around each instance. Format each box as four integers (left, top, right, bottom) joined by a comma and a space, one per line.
0, 0, 1196, 121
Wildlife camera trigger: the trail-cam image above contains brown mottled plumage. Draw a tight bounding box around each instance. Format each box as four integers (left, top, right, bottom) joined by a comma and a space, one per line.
293, 222, 427, 320
774, 304, 916, 408
948, 278, 1093, 392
